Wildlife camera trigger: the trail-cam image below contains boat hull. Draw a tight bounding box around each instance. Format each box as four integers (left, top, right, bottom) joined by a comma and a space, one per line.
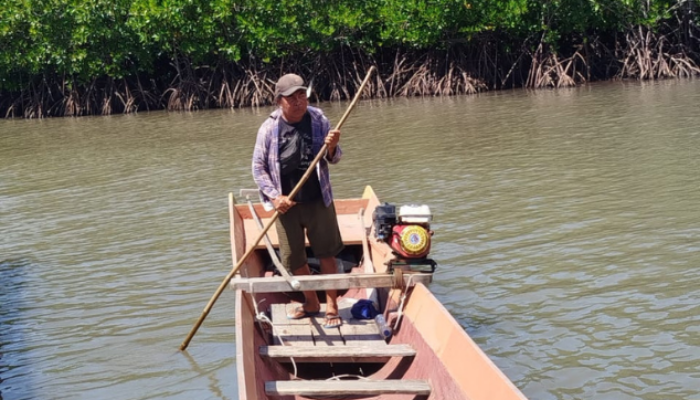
230, 186, 527, 400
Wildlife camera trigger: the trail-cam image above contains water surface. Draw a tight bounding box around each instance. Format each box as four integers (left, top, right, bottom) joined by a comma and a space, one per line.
1, 79, 699, 400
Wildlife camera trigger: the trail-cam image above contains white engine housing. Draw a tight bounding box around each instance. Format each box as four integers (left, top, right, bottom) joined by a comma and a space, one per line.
397, 205, 432, 225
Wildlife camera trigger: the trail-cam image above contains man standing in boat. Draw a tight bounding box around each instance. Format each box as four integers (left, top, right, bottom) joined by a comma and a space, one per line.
252, 73, 345, 329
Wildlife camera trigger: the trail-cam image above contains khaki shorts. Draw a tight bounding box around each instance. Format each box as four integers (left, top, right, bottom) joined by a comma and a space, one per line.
275, 198, 344, 272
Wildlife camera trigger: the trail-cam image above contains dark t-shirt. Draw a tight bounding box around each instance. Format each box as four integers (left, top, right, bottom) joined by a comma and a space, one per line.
278, 112, 322, 203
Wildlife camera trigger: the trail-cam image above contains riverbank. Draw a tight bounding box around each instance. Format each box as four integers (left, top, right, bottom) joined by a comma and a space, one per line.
2, 0, 699, 118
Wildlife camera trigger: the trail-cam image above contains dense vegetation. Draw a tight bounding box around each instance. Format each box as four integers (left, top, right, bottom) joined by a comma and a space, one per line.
1, 0, 698, 117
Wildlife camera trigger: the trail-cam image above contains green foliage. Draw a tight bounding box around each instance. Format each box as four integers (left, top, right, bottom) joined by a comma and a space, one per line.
0, 0, 692, 91
0, 0, 145, 88
128, 0, 239, 63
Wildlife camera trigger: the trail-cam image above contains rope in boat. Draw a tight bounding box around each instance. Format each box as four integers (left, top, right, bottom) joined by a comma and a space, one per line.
392, 273, 416, 331
326, 374, 371, 381
317, 375, 371, 400
252, 296, 299, 378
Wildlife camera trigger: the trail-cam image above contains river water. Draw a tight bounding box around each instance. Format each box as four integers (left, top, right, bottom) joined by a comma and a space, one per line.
1, 79, 699, 400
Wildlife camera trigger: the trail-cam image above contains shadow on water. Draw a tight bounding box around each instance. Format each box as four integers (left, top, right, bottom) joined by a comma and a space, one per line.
0, 258, 33, 400
180, 350, 231, 400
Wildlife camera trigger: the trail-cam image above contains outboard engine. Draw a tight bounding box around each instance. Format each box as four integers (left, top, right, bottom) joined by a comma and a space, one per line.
372, 203, 396, 242
391, 205, 432, 259
372, 203, 437, 272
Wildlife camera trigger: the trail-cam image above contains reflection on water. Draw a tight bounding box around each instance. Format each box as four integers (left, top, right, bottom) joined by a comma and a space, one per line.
1, 80, 699, 400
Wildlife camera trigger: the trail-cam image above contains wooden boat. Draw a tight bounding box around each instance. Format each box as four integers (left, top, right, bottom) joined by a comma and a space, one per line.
229, 186, 528, 400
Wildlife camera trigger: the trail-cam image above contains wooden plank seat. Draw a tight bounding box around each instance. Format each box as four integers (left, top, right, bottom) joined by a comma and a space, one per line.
230, 272, 432, 293
265, 379, 432, 397
269, 302, 387, 346
260, 344, 417, 363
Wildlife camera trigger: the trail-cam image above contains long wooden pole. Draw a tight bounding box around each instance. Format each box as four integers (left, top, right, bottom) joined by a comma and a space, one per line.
179, 66, 376, 350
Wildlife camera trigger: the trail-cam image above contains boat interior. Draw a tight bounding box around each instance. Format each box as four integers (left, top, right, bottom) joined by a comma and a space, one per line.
229, 186, 527, 400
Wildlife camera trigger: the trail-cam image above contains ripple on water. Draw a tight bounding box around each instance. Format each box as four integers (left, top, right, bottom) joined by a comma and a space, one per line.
2, 82, 700, 400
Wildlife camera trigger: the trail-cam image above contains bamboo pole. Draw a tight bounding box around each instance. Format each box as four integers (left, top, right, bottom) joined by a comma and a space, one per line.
179, 66, 376, 350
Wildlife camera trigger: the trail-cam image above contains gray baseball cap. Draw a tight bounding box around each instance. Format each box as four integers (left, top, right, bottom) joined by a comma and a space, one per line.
275, 74, 307, 98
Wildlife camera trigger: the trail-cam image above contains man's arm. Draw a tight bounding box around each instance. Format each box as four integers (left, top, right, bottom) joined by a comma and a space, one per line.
252, 123, 280, 201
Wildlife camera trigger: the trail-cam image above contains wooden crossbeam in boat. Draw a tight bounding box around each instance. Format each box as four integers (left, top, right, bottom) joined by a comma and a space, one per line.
260, 344, 416, 363
230, 273, 432, 293
265, 379, 431, 397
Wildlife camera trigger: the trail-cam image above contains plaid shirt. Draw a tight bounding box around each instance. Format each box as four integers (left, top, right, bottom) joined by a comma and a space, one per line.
252, 106, 342, 209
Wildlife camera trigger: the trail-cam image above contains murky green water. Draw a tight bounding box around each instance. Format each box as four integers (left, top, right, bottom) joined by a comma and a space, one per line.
2, 79, 699, 400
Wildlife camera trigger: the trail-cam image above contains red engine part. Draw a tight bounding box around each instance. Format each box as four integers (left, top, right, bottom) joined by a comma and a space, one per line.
390, 224, 432, 259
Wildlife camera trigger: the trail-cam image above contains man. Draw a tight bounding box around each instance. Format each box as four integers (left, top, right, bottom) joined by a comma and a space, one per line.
252, 73, 344, 328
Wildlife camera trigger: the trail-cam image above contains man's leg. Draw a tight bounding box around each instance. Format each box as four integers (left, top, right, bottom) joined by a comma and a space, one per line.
277, 208, 320, 318
319, 257, 341, 327
304, 198, 344, 327
295, 263, 320, 313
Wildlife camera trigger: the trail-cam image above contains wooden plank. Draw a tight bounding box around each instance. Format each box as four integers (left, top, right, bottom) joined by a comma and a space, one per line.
243, 211, 365, 249
336, 213, 364, 245
270, 303, 346, 346
230, 273, 433, 293
243, 218, 280, 250
270, 302, 386, 346
335, 298, 385, 343
235, 291, 259, 400
272, 303, 317, 326
334, 198, 370, 215
270, 324, 315, 346
238, 198, 369, 249
261, 344, 416, 359
339, 322, 384, 343
272, 303, 359, 326
267, 354, 392, 364
270, 303, 289, 324
311, 323, 343, 346
265, 379, 431, 396
236, 198, 368, 220
270, 304, 326, 345
230, 194, 246, 270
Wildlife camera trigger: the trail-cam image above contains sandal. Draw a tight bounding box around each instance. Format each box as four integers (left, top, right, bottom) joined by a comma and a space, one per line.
287, 305, 320, 320
323, 314, 343, 329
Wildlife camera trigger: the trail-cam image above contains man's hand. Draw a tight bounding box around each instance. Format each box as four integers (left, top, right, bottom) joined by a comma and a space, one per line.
325, 129, 340, 158
273, 195, 296, 214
